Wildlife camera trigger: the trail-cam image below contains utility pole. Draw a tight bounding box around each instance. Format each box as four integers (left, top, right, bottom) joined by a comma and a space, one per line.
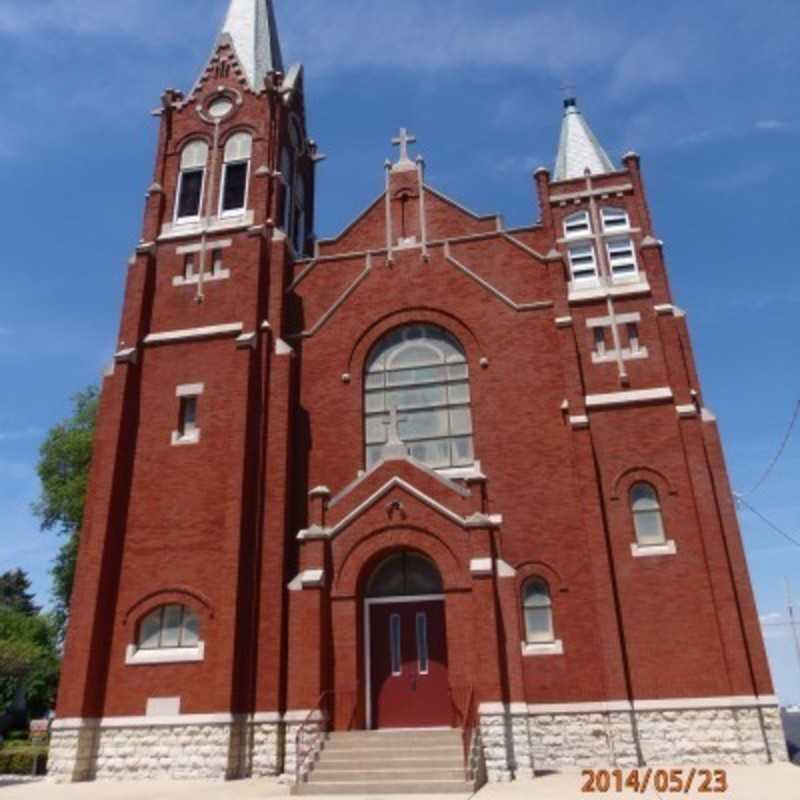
761, 579, 800, 706
786, 579, 800, 689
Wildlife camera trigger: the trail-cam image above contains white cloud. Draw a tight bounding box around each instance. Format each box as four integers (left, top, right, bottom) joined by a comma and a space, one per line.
755, 120, 787, 130
707, 285, 800, 314
281, 1, 705, 99
675, 129, 718, 147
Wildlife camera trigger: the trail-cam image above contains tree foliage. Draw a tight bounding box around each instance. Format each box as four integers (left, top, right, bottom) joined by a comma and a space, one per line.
0, 607, 60, 718
33, 387, 98, 635
0, 570, 39, 616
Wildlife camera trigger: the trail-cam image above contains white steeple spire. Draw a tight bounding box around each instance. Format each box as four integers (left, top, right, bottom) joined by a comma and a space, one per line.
220, 0, 284, 90
554, 98, 615, 182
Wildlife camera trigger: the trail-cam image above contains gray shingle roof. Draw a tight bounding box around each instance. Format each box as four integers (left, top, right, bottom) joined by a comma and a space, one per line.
554, 98, 615, 182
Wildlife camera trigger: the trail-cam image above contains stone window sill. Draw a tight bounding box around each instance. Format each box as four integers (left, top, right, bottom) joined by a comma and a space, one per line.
631, 540, 677, 558
125, 642, 205, 666
568, 278, 651, 304
521, 639, 564, 657
171, 429, 201, 447
172, 270, 231, 287
159, 211, 254, 242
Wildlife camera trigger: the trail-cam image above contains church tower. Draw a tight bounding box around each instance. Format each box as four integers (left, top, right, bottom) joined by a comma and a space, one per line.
50, 0, 317, 781
49, 2, 787, 788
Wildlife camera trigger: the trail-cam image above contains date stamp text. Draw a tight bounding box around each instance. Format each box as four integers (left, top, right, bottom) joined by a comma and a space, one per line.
582, 768, 728, 794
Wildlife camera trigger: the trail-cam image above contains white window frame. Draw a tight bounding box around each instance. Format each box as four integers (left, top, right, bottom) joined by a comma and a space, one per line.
630, 482, 676, 557
127, 604, 205, 666
564, 210, 592, 239
521, 579, 563, 657
172, 384, 204, 446
174, 141, 209, 225
416, 612, 430, 675
389, 613, 402, 676
568, 242, 600, 285
600, 206, 631, 233
218, 133, 253, 219
606, 236, 639, 283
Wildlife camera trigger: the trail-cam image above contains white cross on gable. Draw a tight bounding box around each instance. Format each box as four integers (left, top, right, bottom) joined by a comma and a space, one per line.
392, 128, 417, 165
382, 404, 408, 445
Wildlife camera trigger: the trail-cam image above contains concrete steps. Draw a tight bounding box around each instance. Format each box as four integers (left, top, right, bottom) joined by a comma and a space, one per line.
292, 729, 475, 796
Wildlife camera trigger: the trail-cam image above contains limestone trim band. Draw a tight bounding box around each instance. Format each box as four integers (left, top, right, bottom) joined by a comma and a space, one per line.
525, 695, 780, 715
585, 387, 674, 409
144, 322, 244, 345
52, 711, 286, 730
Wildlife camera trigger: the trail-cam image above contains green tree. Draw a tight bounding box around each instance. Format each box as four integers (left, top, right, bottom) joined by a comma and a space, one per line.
0, 570, 39, 616
33, 387, 98, 636
0, 607, 60, 718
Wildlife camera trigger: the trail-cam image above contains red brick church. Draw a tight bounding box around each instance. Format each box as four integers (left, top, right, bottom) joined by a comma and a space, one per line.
49, 0, 787, 787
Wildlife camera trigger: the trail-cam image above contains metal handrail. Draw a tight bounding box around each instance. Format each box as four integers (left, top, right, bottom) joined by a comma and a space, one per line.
295, 692, 331, 785
294, 690, 358, 784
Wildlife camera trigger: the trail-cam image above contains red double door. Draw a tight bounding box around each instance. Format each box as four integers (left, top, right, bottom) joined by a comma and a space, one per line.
368, 599, 451, 729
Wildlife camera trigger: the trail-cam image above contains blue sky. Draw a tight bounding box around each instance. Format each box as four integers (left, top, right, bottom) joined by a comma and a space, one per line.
0, 0, 798, 704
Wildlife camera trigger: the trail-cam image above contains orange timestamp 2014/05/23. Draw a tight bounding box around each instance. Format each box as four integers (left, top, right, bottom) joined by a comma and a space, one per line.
582, 768, 729, 794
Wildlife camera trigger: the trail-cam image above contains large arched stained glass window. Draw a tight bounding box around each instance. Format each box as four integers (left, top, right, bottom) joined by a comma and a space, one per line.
364, 325, 474, 470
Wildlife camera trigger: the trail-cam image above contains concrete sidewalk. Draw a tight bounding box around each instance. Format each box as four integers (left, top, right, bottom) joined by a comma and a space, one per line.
0, 764, 798, 800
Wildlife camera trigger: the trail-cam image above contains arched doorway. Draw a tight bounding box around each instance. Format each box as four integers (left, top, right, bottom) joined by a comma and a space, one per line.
364, 551, 451, 729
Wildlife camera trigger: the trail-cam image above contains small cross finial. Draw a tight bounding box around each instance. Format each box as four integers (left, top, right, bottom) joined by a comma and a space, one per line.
392, 127, 417, 165
560, 82, 578, 110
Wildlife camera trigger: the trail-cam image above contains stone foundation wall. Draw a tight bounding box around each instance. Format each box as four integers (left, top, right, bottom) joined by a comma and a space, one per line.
48, 718, 283, 783
479, 702, 788, 781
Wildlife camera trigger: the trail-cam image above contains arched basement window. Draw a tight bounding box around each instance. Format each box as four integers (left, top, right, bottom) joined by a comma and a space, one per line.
364, 325, 474, 470
366, 552, 443, 598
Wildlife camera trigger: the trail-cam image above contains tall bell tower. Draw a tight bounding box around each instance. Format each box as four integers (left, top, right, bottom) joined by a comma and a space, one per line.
50, 0, 315, 782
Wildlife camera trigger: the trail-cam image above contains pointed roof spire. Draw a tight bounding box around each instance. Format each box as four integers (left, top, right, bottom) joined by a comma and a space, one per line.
554, 97, 615, 182
219, 0, 284, 89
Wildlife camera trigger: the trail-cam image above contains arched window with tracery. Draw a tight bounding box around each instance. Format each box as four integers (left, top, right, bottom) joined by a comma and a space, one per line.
364, 325, 474, 471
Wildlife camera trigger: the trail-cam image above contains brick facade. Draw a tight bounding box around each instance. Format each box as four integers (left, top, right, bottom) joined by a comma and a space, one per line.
52, 13, 787, 783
